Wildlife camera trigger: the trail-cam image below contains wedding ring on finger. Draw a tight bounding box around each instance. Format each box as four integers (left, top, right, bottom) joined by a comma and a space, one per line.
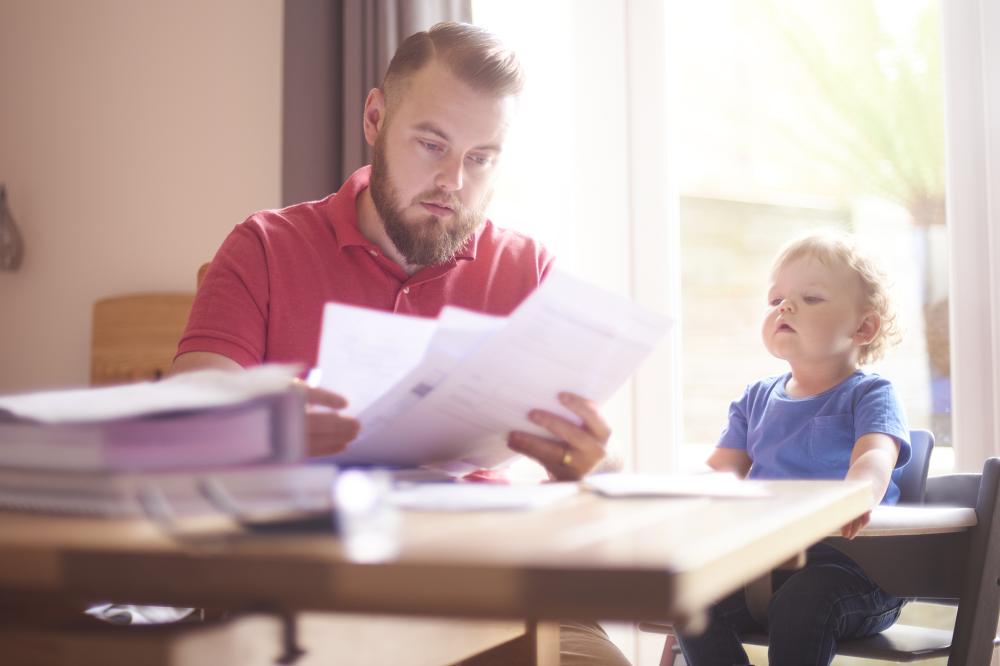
561, 448, 574, 467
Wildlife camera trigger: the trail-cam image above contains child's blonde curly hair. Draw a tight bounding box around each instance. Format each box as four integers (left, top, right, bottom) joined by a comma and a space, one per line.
771, 232, 902, 366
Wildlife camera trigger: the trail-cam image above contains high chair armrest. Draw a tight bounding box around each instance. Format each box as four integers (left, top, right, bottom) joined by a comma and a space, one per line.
849, 505, 976, 537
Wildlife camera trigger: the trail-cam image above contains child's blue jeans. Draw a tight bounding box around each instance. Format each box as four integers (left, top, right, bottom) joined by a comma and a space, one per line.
677, 544, 905, 666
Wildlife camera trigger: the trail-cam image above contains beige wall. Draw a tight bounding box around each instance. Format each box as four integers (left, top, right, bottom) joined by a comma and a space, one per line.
0, 0, 283, 392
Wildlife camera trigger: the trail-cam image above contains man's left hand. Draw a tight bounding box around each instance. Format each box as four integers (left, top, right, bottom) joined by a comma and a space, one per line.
507, 392, 610, 481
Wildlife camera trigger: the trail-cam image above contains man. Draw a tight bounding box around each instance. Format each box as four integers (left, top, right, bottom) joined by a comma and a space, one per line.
174, 22, 611, 482
172, 22, 629, 665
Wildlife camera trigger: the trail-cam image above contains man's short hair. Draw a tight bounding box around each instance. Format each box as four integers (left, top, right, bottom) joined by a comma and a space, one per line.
382, 21, 524, 104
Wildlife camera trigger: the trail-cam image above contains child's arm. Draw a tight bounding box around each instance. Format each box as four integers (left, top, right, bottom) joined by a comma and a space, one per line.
706, 448, 752, 479
840, 432, 901, 539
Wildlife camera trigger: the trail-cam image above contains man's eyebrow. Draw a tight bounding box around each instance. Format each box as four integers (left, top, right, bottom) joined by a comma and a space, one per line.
414, 122, 451, 142
413, 122, 502, 153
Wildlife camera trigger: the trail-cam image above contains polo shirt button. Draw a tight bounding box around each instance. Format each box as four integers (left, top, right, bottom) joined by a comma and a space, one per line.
368, 249, 378, 256
402, 287, 410, 295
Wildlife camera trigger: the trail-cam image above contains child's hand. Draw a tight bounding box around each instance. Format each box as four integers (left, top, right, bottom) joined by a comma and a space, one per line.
840, 434, 899, 539
840, 510, 871, 539
705, 447, 752, 478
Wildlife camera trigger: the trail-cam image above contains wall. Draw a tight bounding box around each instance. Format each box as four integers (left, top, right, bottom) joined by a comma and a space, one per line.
0, 0, 283, 392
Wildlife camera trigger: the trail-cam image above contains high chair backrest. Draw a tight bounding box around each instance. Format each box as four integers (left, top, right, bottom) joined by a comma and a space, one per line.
825, 456, 1000, 664
945, 457, 1000, 664
893, 428, 935, 504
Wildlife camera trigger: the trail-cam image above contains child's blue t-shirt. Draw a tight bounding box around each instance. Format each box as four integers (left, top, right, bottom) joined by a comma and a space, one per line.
717, 370, 912, 505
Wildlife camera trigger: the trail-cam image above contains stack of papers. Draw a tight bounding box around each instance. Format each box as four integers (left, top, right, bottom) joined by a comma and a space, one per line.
316, 270, 670, 471
0, 462, 336, 518
0, 366, 320, 520
0, 365, 299, 422
0, 365, 303, 472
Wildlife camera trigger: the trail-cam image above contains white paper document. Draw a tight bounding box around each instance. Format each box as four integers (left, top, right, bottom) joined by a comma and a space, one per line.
316, 270, 670, 469
0, 365, 305, 471
389, 481, 579, 511
0, 365, 299, 424
584, 472, 771, 499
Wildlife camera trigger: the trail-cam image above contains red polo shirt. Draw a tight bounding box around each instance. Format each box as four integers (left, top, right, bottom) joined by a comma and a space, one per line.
177, 166, 553, 369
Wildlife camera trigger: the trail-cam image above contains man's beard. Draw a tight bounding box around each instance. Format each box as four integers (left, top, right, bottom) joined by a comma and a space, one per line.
369, 138, 489, 267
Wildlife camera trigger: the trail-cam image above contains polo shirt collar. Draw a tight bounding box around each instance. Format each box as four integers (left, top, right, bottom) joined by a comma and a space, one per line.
324, 166, 375, 251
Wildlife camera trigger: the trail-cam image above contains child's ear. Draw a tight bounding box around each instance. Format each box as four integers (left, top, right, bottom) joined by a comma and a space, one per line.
854, 311, 881, 347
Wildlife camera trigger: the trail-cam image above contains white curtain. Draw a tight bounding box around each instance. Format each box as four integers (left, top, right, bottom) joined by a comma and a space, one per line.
340, 0, 472, 177
282, 0, 471, 206
942, 0, 1000, 479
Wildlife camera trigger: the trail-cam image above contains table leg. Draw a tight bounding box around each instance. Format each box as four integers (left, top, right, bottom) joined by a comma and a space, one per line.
457, 619, 559, 666
530, 620, 560, 666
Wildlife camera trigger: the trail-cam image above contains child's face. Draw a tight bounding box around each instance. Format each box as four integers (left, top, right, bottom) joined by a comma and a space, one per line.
762, 255, 870, 368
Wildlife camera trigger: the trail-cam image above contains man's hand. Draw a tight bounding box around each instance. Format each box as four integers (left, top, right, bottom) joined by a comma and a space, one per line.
294, 381, 361, 457
840, 510, 871, 539
506, 392, 610, 481
172, 354, 361, 457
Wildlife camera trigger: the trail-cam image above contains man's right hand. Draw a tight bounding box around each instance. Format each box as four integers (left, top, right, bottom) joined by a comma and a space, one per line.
172, 352, 361, 457
296, 382, 361, 457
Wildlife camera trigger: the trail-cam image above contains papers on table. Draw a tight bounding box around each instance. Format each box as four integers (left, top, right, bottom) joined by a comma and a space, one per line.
0, 405, 274, 471
316, 270, 670, 470
0, 365, 304, 472
0, 364, 300, 423
0, 462, 336, 518
389, 481, 579, 511
584, 472, 771, 499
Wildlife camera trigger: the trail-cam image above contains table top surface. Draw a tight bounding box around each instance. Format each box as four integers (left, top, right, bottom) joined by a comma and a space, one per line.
0, 479, 874, 623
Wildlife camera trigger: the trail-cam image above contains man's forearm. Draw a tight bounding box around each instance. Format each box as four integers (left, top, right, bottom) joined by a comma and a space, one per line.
169, 351, 242, 376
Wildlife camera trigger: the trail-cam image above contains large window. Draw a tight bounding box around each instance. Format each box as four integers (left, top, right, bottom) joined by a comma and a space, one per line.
471, 2, 975, 662
673, 0, 949, 467
475, 0, 950, 470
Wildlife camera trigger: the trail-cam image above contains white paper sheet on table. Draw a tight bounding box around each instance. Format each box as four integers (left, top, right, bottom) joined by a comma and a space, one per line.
584, 472, 771, 499
315, 270, 671, 470
0, 364, 299, 423
389, 481, 579, 511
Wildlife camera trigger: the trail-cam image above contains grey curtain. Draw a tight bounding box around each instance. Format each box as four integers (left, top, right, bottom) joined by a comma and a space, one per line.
282, 0, 472, 206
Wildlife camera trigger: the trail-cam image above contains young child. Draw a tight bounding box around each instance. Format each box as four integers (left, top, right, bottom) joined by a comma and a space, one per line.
677, 232, 912, 666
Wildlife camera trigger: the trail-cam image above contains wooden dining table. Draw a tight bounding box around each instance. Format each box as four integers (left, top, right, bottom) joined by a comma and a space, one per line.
0, 478, 873, 665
